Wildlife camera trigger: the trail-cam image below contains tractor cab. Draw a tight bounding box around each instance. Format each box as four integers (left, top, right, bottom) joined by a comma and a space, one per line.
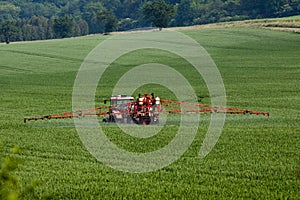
103, 95, 134, 123
110, 95, 134, 111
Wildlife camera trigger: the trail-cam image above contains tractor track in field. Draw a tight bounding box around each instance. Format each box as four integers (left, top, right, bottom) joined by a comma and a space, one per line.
0, 49, 83, 63
0, 64, 34, 73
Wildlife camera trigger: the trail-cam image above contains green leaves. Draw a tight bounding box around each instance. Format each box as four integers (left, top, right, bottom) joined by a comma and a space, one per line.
0, 21, 20, 44
0, 145, 39, 200
53, 15, 75, 39
97, 9, 118, 34
0, 2, 20, 23
0, 145, 20, 200
143, 0, 175, 30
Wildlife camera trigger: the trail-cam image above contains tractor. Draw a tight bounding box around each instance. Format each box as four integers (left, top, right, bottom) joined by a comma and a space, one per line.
102, 93, 161, 125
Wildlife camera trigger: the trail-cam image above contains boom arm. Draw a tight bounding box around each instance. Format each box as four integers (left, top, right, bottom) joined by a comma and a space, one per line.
24, 96, 269, 124
161, 100, 269, 119
24, 106, 109, 124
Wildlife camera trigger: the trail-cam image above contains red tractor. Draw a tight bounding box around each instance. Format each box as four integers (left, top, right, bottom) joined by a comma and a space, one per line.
103, 93, 161, 125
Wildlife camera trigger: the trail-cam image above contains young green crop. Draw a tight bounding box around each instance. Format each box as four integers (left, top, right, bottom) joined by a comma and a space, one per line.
0, 28, 299, 199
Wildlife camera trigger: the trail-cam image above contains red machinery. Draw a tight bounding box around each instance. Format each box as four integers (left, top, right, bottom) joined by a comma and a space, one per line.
102, 94, 161, 125
24, 93, 269, 125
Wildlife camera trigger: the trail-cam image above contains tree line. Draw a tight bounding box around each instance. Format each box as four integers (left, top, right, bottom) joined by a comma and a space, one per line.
0, 16, 89, 43
1, 0, 300, 43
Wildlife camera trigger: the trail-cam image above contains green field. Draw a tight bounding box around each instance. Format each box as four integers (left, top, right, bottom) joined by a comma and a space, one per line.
1, 27, 300, 199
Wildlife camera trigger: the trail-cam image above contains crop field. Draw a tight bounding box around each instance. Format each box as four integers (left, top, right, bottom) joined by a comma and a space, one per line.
0, 27, 300, 199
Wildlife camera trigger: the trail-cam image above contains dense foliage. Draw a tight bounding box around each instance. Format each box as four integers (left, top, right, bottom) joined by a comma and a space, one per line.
0, 0, 300, 42
0, 144, 37, 199
143, 0, 175, 30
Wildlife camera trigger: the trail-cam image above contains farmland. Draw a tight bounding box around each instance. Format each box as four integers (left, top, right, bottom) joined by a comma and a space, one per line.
0, 26, 300, 199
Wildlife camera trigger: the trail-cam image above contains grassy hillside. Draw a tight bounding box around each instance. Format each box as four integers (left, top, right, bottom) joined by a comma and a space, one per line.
0, 27, 299, 199
172, 15, 300, 33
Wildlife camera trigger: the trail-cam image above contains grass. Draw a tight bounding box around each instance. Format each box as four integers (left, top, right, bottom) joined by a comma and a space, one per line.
0, 27, 299, 199
250, 15, 300, 22
173, 15, 300, 33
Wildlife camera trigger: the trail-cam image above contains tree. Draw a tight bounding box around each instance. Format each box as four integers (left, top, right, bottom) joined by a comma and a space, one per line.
82, 2, 105, 34
1, 0, 300, 42
118, 0, 144, 19
0, 21, 19, 44
75, 19, 89, 36
53, 15, 75, 38
97, 9, 118, 34
143, 0, 175, 30
100, 0, 121, 13
176, 0, 194, 26
239, 0, 266, 18
0, 2, 20, 23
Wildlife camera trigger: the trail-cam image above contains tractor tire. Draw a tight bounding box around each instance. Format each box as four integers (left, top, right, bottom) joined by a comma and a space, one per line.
126, 116, 133, 124
103, 118, 109, 123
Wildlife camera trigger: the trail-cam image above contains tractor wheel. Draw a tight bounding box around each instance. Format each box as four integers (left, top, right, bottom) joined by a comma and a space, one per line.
150, 116, 159, 125
107, 115, 115, 123
102, 118, 109, 123
138, 115, 143, 125
126, 116, 133, 124
153, 119, 159, 125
